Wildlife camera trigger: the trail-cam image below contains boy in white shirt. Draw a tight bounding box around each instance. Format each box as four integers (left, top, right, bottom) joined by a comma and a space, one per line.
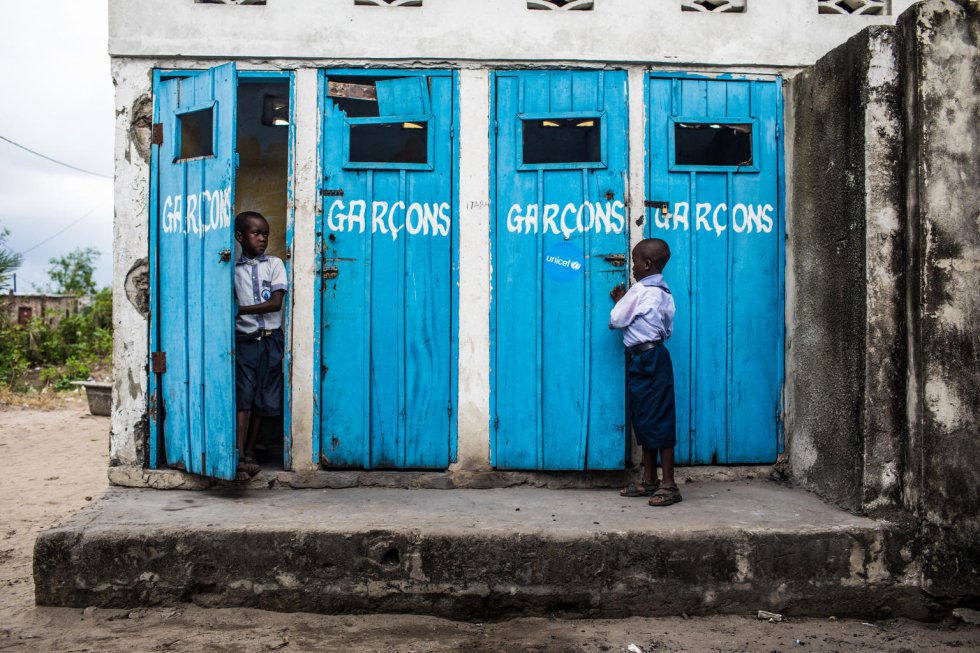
233, 211, 287, 481
609, 238, 681, 506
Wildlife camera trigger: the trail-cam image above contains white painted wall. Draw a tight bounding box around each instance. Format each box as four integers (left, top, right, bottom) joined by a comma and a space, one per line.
109, 0, 916, 68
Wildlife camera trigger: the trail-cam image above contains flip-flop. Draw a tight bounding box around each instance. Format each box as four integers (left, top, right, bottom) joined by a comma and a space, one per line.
648, 485, 682, 507
620, 480, 660, 497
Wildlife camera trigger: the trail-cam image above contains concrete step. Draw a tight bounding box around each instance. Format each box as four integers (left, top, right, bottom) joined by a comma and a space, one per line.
33, 481, 932, 620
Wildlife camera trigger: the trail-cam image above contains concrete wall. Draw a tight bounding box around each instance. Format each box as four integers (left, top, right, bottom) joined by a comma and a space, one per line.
788, 0, 979, 599
898, 0, 980, 599
108, 0, 915, 68
787, 25, 905, 513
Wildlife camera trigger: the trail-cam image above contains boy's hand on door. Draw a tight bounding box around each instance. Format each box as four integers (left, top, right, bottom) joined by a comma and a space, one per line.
610, 283, 626, 303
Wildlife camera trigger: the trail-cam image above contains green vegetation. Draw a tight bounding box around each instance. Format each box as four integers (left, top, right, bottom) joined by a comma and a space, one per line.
0, 225, 23, 292
1, 244, 111, 393
44, 247, 101, 295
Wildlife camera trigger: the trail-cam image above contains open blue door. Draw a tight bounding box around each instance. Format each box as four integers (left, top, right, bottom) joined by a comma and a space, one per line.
491, 70, 629, 470
646, 73, 783, 464
319, 71, 457, 469
149, 63, 238, 480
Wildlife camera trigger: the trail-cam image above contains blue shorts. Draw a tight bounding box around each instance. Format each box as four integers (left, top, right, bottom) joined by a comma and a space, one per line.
235, 330, 284, 416
627, 344, 677, 450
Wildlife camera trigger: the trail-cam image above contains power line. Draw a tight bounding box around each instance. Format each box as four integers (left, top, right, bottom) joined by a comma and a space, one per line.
0, 134, 112, 179
17, 203, 108, 255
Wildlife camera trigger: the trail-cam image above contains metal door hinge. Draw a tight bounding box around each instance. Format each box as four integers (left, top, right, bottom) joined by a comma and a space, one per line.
151, 352, 167, 374
321, 189, 344, 197
151, 123, 164, 146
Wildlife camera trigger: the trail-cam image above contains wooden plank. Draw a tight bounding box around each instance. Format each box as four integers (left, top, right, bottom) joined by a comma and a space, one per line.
585, 70, 630, 470
158, 77, 192, 474
492, 74, 540, 469
199, 62, 238, 480
327, 80, 377, 102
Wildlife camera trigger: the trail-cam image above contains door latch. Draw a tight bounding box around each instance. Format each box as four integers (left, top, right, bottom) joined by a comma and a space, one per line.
323, 267, 339, 280
603, 254, 627, 266
219, 248, 232, 262
644, 200, 669, 216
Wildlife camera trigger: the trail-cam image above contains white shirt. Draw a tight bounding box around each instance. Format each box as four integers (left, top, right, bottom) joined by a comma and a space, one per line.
234, 254, 288, 334
608, 274, 675, 347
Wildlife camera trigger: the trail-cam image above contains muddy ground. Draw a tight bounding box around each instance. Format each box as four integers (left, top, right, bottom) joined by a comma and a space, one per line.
1, 402, 978, 652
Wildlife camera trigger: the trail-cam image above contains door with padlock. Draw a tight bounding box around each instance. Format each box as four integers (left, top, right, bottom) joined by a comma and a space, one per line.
491, 70, 630, 470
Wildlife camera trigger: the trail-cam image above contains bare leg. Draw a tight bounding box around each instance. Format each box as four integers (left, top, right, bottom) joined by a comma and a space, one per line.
236, 410, 250, 458
235, 409, 260, 479
659, 446, 676, 488
642, 447, 659, 484
244, 414, 263, 462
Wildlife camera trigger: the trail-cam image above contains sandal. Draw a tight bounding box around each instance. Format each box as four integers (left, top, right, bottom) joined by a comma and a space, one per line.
235, 458, 260, 482
648, 485, 682, 507
620, 479, 660, 497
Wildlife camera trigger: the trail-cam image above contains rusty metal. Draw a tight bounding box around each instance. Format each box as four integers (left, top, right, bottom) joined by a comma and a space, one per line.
321, 188, 344, 197
602, 254, 627, 266
151, 123, 164, 146
323, 267, 339, 280
644, 200, 669, 216
151, 352, 167, 374
605, 190, 615, 200
219, 248, 232, 262
327, 80, 378, 102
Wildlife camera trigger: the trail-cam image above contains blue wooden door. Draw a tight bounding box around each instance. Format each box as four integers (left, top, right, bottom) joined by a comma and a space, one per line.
319, 72, 457, 469
492, 71, 629, 470
645, 73, 783, 464
150, 64, 238, 480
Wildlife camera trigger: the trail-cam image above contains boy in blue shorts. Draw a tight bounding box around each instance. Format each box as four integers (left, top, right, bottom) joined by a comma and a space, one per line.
609, 238, 681, 507
234, 211, 287, 481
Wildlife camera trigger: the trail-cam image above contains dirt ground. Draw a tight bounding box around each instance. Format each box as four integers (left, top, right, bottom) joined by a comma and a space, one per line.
1, 402, 978, 652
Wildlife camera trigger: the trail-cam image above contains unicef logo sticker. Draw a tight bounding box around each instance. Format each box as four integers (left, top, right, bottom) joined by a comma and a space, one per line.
261, 288, 272, 301
544, 242, 585, 283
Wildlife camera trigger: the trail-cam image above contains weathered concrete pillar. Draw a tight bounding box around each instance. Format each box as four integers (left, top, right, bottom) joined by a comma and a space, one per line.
898, 0, 980, 599
787, 25, 907, 513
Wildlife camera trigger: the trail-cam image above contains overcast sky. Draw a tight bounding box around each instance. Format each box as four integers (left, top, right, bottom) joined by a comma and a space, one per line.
0, 1, 113, 292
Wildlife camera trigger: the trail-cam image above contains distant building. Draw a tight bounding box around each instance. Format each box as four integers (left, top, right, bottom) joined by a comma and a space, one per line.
2, 293, 79, 327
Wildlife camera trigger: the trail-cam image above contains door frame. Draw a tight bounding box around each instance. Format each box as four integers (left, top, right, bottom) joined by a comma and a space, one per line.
643, 70, 787, 459
148, 67, 297, 472
312, 68, 461, 469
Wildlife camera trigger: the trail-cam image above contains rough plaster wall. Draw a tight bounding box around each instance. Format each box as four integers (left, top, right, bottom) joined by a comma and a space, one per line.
110, 59, 154, 467
452, 70, 491, 472
899, 0, 980, 598
108, 0, 917, 68
860, 29, 906, 513
788, 30, 879, 511
286, 69, 319, 473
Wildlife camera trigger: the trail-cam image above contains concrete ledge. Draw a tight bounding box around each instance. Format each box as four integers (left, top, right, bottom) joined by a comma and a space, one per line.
107, 465, 774, 490
35, 482, 933, 620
